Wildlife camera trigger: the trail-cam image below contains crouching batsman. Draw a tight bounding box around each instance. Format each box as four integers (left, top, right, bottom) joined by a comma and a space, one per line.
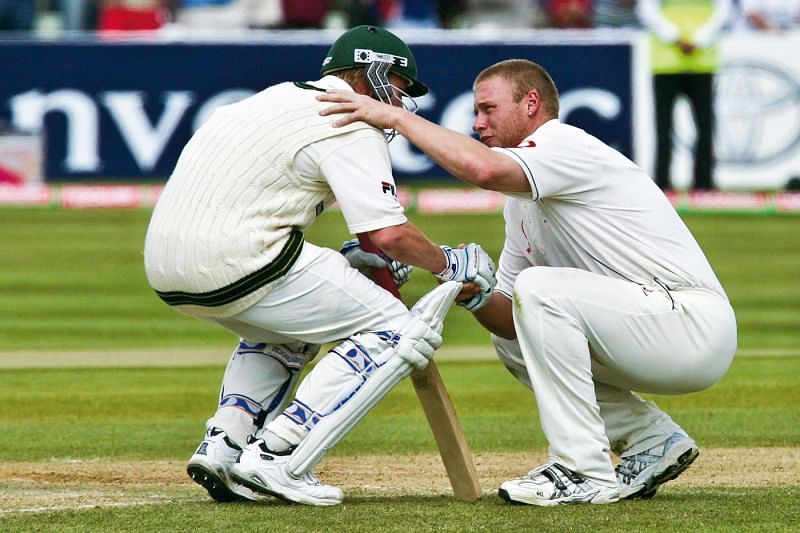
317, 59, 737, 505
143, 26, 495, 506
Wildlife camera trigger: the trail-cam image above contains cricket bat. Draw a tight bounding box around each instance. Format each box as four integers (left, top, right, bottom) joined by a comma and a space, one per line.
357, 234, 482, 502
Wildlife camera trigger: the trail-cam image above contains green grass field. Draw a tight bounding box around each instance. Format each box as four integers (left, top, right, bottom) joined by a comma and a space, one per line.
1, 208, 799, 531
2, 208, 799, 352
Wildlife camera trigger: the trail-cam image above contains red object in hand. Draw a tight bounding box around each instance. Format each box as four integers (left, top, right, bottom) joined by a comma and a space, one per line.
356, 234, 403, 300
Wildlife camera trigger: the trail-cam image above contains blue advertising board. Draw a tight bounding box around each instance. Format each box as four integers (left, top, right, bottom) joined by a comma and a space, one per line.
0, 34, 633, 182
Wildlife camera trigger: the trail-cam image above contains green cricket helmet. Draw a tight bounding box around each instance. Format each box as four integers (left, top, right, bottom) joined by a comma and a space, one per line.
321, 25, 428, 98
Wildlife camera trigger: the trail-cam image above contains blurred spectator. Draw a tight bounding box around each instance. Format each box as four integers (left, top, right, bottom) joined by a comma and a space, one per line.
58, 0, 94, 30
97, 0, 170, 31
344, 0, 392, 27
739, 0, 800, 32
638, 0, 732, 190
462, 0, 544, 29
544, 0, 592, 28
593, 0, 640, 28
280, 0, 328, 28
387, 0, 439, 28
0, 0, 36, 31
173, 0, 249, 29
436, 0, 466, 28
243, 0, 282, 28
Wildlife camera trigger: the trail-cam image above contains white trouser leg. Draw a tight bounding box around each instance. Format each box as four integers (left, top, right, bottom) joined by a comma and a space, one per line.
494, 332, 681, 457
512, 267, 736, 486
213, 243, 412, 344
492, 333, 532, 389
594, 382, 683, 457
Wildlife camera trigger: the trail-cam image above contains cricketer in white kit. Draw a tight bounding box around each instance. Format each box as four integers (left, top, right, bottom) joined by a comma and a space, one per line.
488, 118, 736, 502
316, 58, 737, 506
143, 26, 495, 506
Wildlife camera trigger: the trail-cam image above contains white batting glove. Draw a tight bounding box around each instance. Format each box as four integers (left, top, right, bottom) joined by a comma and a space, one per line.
434, 243, 496, 295
339, 239, 413, 288
457, 288, 494, 312
393, 281, 461, 370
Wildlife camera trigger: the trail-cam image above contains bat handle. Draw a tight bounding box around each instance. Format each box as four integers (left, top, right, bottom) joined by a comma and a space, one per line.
356, 233, 403, 300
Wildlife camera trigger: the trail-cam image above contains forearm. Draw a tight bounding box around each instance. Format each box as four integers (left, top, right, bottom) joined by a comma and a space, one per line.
392, 111, 487, 184
368, 222, 447, 273
471, 292, 516, 340
391, 110, 526, 193
637, 0, 680, 42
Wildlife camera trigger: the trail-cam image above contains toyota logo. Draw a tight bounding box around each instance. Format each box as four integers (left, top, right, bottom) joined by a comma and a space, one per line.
715, 61, 800, 166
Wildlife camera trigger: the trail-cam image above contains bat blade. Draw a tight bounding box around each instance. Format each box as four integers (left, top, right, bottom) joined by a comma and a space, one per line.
356, 234, 482, 501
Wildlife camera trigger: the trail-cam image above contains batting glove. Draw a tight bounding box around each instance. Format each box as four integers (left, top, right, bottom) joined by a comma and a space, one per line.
434, 243, 496, 289
339, 239, 413, 288
457, 287, 494, 312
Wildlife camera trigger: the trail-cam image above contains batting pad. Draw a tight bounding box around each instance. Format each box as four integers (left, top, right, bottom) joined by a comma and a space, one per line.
286, 281, 462, 477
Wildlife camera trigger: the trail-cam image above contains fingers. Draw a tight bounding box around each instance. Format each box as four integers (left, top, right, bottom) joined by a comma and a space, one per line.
456, 282, 480, 302
317, 90, 360, 113
317, 91, 363, 127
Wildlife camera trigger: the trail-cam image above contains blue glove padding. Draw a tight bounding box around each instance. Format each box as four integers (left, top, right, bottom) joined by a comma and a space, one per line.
434, 244, 496, 308
339, 239, 413, 288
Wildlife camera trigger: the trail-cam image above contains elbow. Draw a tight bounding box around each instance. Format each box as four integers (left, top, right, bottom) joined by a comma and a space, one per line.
368, 225, 405, 257
464, 161, 499, 190
495, 327, 517, 341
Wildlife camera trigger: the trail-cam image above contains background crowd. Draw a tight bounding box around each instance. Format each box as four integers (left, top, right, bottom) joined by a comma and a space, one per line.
1, 0, 799, 35
2, 0, 798, 191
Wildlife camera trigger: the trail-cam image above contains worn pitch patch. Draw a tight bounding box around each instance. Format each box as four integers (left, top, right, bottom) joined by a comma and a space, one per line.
1, 447, 798, 513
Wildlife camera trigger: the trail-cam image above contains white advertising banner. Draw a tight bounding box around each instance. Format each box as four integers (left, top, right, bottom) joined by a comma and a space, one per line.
637, 31, 800, 191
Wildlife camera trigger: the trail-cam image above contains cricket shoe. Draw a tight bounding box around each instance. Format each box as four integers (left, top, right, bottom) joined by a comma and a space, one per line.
616, 432, 699, 499
498, 463, 620, 506
187, 427, 260, 503
230, 439, 343, 506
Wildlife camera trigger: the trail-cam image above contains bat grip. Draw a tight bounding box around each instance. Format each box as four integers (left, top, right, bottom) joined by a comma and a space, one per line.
356, 233, 403, 301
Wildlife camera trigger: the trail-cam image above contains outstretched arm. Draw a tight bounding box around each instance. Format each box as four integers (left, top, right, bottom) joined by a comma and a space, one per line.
318, 91, 529, 193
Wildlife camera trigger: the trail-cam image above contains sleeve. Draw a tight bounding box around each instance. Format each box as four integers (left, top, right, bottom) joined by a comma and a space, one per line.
637, 0, 680, 43
694, 0, 733, 48
296, 129, 407, 234
495, 200, 533, 299
491, 127, 597, 201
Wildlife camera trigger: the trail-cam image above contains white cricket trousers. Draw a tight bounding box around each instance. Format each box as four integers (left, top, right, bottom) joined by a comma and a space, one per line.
194, 242, 412, 446
501, 266, 736, 487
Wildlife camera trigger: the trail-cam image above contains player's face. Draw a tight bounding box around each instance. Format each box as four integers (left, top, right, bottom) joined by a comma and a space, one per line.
387, 73, 411, 108
472, 76, 530, 148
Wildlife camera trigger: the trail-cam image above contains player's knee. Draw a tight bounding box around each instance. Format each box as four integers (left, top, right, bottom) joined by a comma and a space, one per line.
512, 267, 561, 305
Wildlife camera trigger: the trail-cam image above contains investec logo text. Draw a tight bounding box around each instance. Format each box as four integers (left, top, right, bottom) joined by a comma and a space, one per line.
6, 87, 621, 176
7, 89, 252, 173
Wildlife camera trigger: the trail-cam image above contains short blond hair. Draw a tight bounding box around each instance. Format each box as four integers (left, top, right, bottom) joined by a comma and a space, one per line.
332, 67, 367, 89
474, 59, 560, 118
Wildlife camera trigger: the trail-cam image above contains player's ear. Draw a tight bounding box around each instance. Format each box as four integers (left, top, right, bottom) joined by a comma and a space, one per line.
352, 75, 373, 97
526, 89, 541, 117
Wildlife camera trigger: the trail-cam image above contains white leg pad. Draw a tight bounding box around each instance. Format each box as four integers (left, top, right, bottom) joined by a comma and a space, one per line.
284, 281, 463, 477
208, 341, 319, 447
286, 351, 412, 477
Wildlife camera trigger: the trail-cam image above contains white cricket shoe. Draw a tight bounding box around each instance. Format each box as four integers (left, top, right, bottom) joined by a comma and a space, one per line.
230, 438, 343, 506
616, 432, 700, 499
187, 427, 260, 502
498, 463, 620, 506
